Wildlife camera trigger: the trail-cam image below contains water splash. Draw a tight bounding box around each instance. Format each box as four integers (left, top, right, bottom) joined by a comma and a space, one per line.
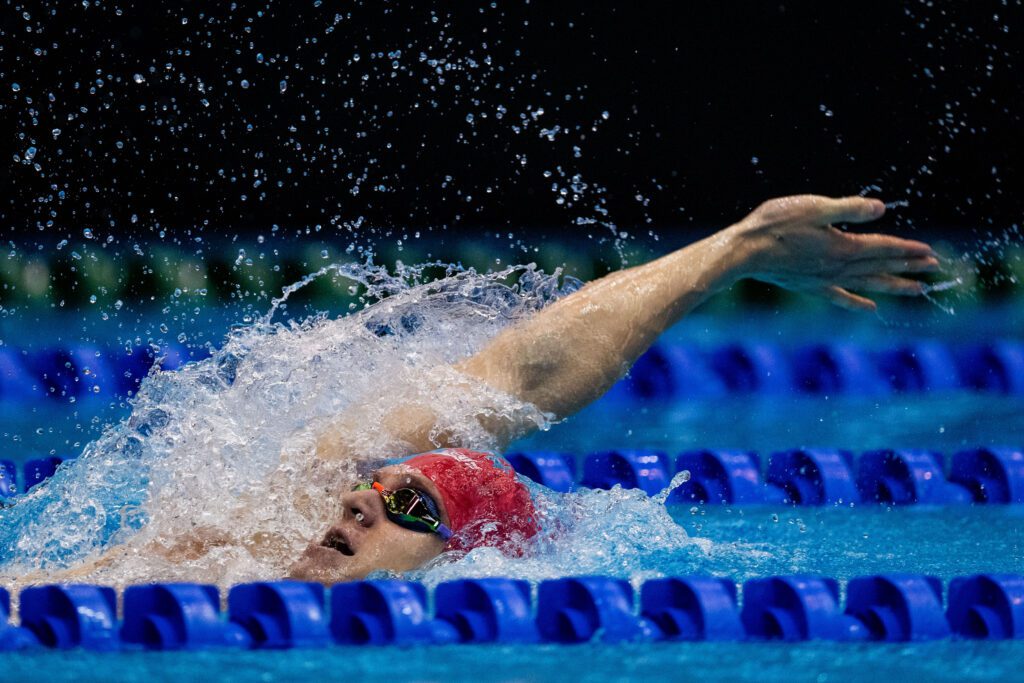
651, 469, 692, 506
0, 261, 590, 587
409, 481, 714, 590
919, 277, 964, 315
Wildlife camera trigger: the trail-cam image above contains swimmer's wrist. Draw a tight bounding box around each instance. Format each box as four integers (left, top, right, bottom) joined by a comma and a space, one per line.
713, 223, 760, 288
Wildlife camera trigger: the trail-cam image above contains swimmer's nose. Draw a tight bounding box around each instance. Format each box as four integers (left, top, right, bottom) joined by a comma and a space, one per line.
344, 487, 384, 527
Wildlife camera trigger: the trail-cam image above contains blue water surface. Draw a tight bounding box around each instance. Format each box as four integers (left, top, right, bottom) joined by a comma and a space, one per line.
1, 304, 1022, 681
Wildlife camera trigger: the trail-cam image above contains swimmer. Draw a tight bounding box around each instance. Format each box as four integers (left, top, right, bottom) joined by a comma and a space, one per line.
289, 194, 939, 583
46, 194, 939, 585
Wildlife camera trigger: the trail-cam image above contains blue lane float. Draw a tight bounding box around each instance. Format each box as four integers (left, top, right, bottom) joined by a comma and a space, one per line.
0, 348, 31, 402
640, 577, 745, 641
765, 449, 857, 506
957, 341, 1024, 394
536, 576, 656, 643
7, 445, 1024, 508
0, 343, 208, 404
0, 590, 37, 650
709, 343, 793, 394
122, 583, 248, 650
3, 574, 1024, 649
857, 449, 972, 505
506, 451, 576, 493
434, 578, 538, 643
845, 574, 949, 641
740, 576, 867, 641
19, 584, 119, 651
669, 450, 785, 505
792, 343, 891, 395
878, 342, 961, 392
1, 340, 1022, 404
330, 580, 456, 645
949, 447, 1024, 504
30, 346, 116, 401
581, 449, 670, 496
621, 340, 1024, 398
518, 445, 1024, 507
626, 344, 727, 399
947, 574, 1024, 640
228, 582, 330, 649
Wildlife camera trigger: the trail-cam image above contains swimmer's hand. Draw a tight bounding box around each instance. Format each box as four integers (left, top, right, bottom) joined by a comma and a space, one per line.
729, 195, 940, 312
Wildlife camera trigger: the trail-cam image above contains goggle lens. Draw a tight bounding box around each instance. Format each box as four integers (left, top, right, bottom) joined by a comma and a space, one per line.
354, 482, 452, 540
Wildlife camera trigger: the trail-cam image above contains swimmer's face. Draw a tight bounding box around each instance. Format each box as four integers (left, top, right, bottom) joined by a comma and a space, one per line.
287, 464, 448, 584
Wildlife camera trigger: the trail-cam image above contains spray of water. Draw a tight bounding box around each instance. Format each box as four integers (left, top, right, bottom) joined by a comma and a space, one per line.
0, 261, 720, 589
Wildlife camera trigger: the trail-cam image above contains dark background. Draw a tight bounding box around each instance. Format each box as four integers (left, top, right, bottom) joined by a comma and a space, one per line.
1, 1, 1021, 248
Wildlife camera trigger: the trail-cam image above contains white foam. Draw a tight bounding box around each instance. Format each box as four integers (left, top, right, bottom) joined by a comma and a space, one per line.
0, 263, 577, 587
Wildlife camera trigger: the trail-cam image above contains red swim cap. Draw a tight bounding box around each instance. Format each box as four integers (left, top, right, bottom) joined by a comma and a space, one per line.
403, 448, 538, 553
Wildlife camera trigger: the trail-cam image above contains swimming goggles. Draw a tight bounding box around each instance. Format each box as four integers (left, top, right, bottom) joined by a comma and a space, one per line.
354, 481, 453, 541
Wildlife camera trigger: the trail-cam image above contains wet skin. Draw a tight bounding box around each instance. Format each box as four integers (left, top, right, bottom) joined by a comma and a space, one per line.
287, 464, 449, 583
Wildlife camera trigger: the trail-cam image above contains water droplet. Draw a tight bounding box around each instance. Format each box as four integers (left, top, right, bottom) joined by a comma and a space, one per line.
132, 73, 144, 84
11, 83, 20, 92
465, 112, 474, 124
240, 79, 250, 89
83, 227, 94, 239
279, 80, 287, 93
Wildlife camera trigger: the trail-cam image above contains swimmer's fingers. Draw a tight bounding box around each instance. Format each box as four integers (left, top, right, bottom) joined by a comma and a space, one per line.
817, 196, 886, 225
818, 285, 878, 312
840, 255, 941, 277
842, 232, 938, 259
842, 274, 926, 297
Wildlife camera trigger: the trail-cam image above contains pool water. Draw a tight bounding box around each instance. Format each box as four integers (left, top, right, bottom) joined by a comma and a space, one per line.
0, 639, 1019, 683
1, 299, 1022, 681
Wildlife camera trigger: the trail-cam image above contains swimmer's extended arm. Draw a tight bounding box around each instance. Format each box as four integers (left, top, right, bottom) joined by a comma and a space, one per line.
456, 195, 939, 426
316, 194, 939, 457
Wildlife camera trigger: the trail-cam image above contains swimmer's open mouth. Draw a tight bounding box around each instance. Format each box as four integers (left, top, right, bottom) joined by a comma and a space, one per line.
321, 530, 355, 556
